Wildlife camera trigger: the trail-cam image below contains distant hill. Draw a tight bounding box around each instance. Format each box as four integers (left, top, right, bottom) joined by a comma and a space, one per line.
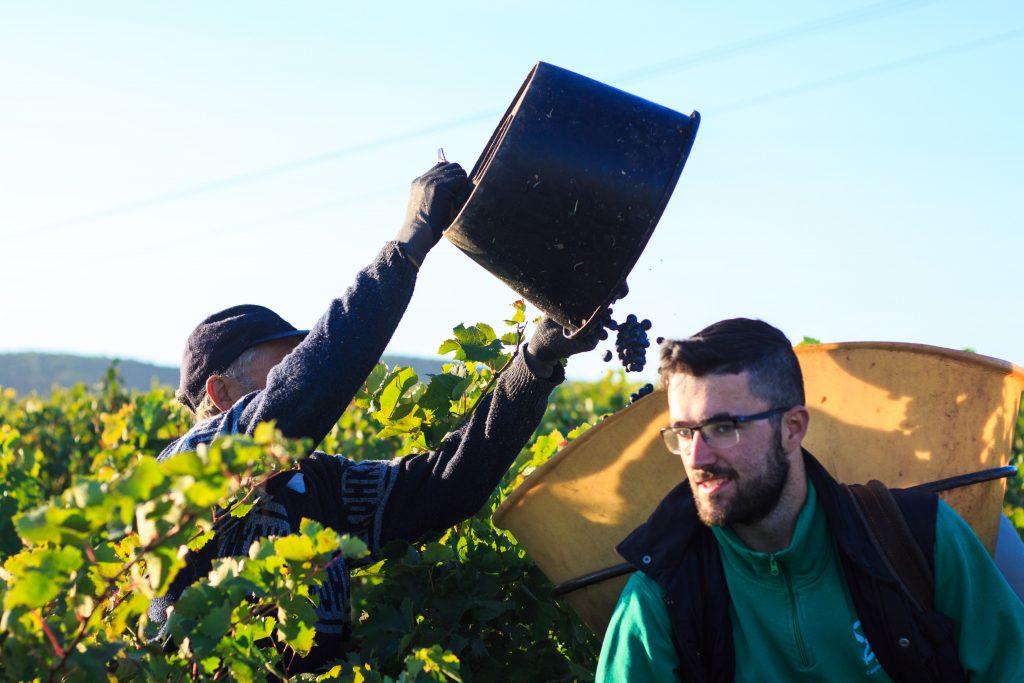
0, 352, 444, 397
0, 353, 179, 396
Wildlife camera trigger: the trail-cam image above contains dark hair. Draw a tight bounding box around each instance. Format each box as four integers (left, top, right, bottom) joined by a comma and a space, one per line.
658, 318, 805, 410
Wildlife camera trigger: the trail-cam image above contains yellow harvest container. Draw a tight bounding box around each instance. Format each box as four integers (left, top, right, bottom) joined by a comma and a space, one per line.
492, 342, 1024, 635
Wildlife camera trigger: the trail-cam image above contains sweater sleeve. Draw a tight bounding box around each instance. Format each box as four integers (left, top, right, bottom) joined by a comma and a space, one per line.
234, 241, 417, 447
933, 500, 1024, 682
596, 571, 681, 683
377, 352, 561, 544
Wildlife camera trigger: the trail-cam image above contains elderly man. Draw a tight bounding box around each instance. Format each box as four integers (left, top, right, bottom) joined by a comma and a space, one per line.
596, 318, 1024, 682
150, 161, 598, 671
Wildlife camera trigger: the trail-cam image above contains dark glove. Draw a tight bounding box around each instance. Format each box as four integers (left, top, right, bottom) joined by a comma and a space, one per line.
395, 161, 471, 268
525, 316, 602, 376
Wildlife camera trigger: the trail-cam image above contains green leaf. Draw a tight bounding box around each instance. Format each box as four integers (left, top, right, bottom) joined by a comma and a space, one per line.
15, 505, 91, 546
420, 542, 448, 565
144, 544, 183, 594
450, 375, 473, 398
361, 362, 389, 397
187, 529, 216, 552
504, 300, 526, 325
200, 656, 221, 675
439, 324, 505, 363
2, 546, 83, 610
1008, 506, 1024, 532
375, 409, 424, 440
530, 429, 566, 460
471, 323, 497, 342
376, 367, 419, 419
184, 479, 229, 507
453, 324, 487, 346
252, 421, 279, 444
65, 480, 105, 508
4, 570, 62, 609
437, 339, 461, 356
115, 456, 165, 499
275, 535, 316, 562
135, 500, 159, 546
418, 374, 464, 414
278, 617, 316, 656
229, 501, 256, 519
316, 665, 344, 682
566, 422, 593, 440
339, 535, 370, 560
300, 518, 342, 554
161, 450, 205, 477
500, 332, 521, 346
299, 517, 325, 537
197, 601, 232, 640
405, 645, 463, 682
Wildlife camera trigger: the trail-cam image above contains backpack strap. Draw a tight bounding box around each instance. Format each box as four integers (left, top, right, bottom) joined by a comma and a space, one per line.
845, 480, 935, 612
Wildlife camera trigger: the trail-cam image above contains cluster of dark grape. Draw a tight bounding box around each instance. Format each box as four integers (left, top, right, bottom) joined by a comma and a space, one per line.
599, 309, 652, 373
629, 383, 654, 404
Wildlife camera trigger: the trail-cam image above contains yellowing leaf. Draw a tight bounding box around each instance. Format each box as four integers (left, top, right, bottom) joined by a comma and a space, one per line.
3, 571, 62, 610
274, 535, 315, 562
183, 479, 228, 508
100, 404, 132, 448
277, 617, 316, 656
2, 546, 83, 610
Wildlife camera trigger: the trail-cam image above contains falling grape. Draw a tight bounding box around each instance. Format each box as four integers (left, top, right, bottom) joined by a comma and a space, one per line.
629, 383, 655, 404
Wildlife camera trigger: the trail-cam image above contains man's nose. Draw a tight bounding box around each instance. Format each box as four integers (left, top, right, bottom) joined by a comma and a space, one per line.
684, 431, 716, 469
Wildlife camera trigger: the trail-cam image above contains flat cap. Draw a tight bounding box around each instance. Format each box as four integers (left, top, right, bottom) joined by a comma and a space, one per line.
177, 304, 306, 410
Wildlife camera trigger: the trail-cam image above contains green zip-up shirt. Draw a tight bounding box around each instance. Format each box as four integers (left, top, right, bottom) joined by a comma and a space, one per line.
596, 481, 1024, 682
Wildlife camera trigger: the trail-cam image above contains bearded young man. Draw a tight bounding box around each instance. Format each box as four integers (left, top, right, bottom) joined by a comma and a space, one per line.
595, 318, 1024, 683
150, 160, 600, 673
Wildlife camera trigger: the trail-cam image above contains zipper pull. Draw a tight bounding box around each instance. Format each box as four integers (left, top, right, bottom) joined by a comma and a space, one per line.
769, 554, 780, 576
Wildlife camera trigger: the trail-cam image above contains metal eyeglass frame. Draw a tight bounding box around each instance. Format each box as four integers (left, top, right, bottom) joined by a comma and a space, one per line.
660, 406, 792, 454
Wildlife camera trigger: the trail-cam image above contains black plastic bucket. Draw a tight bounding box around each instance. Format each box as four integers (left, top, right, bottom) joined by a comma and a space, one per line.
445, 61, 700, 336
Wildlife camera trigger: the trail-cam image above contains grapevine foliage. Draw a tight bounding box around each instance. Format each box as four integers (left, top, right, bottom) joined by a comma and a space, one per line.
1005, 404, 1024, 538
4, 308, 1020, 683
0, 303, 646, 682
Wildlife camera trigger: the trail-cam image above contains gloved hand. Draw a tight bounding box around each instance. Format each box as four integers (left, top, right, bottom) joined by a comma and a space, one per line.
395, 161, 471, 269
524, 316, 602, 378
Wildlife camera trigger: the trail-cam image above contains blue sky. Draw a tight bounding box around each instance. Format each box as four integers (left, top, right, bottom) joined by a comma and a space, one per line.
1, 1, 1021, 380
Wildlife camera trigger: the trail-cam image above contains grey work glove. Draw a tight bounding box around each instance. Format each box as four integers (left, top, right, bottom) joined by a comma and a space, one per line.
524, 316, 602, 379
395, 161, 471, 269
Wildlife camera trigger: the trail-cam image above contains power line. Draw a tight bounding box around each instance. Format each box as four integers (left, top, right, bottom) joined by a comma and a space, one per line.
613, 0, 937, 83
712, 26, 1024, 115
206, 26, 1024, 240
0, 1, 941, 243
106, 185, 405, 258
0, 110, 498, 243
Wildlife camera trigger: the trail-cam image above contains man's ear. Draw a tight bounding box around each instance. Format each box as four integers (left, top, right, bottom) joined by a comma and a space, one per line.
782, 406, 810, 453
205, 374, 239, 413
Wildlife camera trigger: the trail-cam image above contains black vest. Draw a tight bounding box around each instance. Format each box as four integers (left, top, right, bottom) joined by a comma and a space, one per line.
617, 450, 967, 683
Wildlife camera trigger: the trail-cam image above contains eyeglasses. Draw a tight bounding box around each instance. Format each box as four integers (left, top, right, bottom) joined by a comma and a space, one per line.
660, 406, 791, 454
